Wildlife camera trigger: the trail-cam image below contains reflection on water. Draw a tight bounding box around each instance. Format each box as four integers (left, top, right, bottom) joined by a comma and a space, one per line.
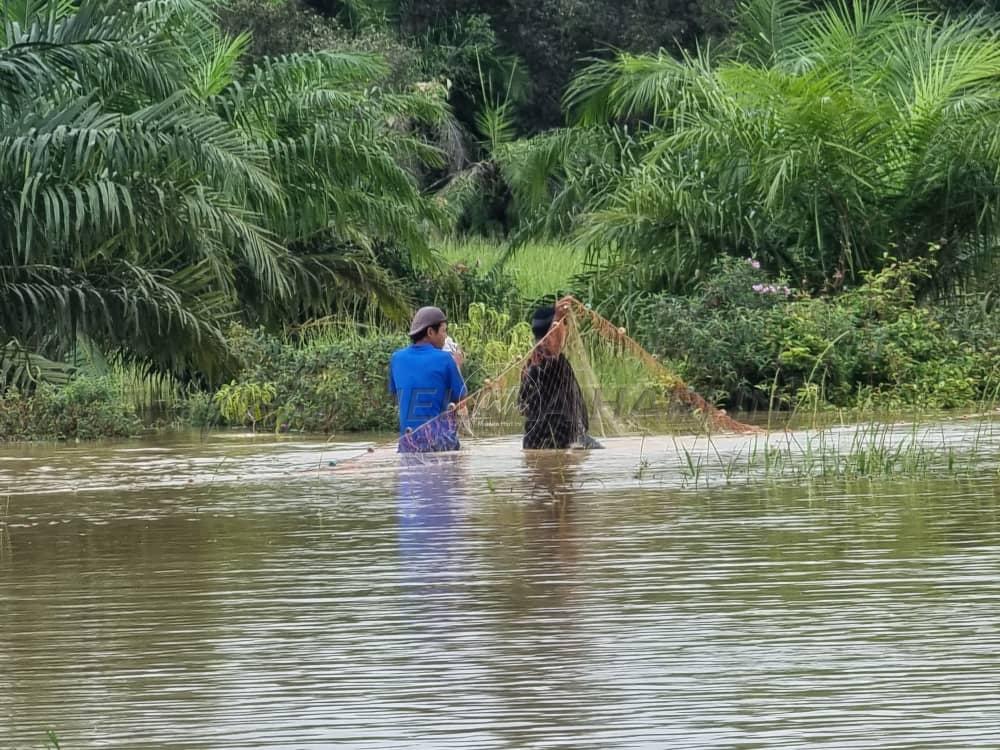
2, 427, 1000, 748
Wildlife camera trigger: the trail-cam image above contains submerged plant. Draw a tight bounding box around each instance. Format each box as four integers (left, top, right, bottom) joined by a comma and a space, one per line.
677, 414, 1000, 487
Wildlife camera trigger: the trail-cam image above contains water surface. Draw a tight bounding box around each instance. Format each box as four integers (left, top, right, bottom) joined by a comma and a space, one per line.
2, 424, 1000, 748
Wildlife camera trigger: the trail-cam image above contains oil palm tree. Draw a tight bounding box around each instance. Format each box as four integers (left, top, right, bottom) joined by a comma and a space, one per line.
0, 0, 446, 388
511, 0, 1000, 295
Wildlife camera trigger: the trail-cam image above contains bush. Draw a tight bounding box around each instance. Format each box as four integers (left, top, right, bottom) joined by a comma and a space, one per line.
182, 391, 221, 428
638, 258, 796, 408
449, 302, 533, 392
761, 297, 861, 406
0, 376, 142, 441
395, 0, 733, 130
638, 259, 1000, 411
416, 262, 521, 322
213, 327, 404, 433
218, 0, 422, 86
214, 381, 278, 429
394, 251, 521, 322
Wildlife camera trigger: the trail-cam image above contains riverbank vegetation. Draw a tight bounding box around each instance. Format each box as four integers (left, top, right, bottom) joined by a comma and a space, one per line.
1, 0, 999, 440
658, 417, 1000, 487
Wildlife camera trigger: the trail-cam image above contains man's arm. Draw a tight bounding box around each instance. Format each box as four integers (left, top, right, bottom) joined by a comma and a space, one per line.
388, 354, 398, 397
538, 300, 571, 357
447, 357, 467, 402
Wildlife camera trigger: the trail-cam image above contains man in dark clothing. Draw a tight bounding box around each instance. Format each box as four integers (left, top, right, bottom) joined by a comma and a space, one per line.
518, 304, 604, 450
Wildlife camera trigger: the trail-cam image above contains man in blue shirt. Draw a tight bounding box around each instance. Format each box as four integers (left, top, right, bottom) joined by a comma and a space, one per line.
389, 306, 468, 452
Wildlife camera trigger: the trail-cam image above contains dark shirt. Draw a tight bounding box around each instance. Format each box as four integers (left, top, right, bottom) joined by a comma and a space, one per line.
518, 353, 589, 449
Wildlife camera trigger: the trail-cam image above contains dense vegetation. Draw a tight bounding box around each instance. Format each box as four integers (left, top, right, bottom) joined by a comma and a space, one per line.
499, 0, 1000, 302
1, 0, 447, 388
1, 0, 998, 439
642, 257, 999, 411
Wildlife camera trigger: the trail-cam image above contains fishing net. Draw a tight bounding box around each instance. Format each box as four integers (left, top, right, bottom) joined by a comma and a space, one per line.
397, 296, 758, 452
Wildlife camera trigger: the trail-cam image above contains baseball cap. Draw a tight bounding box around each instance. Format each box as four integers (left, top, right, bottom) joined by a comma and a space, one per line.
408, 306, 447, 336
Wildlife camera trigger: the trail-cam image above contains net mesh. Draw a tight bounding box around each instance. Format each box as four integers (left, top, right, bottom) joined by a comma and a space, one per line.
397, 297, 758, 452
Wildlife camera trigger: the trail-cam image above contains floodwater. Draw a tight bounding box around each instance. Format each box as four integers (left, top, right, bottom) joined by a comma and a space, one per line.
2, 422, 1000, 749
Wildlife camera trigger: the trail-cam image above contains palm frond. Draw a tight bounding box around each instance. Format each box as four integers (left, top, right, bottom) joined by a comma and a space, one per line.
549, 0, 1000, 294
0, 338, 74, 389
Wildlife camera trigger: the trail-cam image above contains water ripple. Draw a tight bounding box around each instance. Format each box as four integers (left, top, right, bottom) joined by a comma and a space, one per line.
2, 428, 1000, 748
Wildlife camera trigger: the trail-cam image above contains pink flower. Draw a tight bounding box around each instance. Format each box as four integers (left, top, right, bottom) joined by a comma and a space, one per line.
746, 258, 761, 270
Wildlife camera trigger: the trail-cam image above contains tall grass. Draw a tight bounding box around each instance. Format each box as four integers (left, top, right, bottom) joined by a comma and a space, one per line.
436, 236, 586, 301
113, 362, 187, 415
659, 415, 1000, 489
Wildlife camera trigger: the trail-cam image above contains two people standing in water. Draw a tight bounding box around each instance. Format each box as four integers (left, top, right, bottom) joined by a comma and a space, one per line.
389, 299, 603, 453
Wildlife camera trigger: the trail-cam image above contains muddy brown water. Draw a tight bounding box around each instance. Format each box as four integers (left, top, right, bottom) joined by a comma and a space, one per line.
2, 424, 1000, 748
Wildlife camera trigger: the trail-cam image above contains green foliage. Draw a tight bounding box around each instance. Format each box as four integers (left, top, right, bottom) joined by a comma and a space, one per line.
641, 259, 788, 408
217, 0, 422, 85
1, 340, 74, 391
415, 13, 529, 125
0, 377, 142, 441
198, 301, 535, 434
300, 0, 398, 30
436, 237, 585, 304
449, 302, 533, 391
216, 326, 403, 432
640, 258, 1000, 410
512, 0, 1000, 295
7, 0, 999, 431
214, 381, 278, 428
496, 126, 641, 239
400, 252, 521, 321
396, 0, 734, 130
0, 0, 446, 390
764, 297, 860, 405
418, 16, 530, 234
219, 0, 345, 58
183, 390, 222, 428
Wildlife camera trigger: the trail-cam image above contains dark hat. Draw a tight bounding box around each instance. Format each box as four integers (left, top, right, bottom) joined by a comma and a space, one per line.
530, 306, 556, 340
408, 306, 447, 336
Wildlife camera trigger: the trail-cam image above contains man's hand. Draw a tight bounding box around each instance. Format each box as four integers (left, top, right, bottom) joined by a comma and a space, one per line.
554, 296, 574, 323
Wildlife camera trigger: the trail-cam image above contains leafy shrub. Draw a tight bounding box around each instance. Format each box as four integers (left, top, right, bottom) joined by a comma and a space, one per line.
214, 381, 278, 429
218, 0, 422, 85
0, 376, 142, 441
396, 0, 732, 130
215, 327, 403, 433
639, 259, 1000, 411
761, 297, 861, 406
696, 256, 793, 311
370, 245, 522, 324
182, 391, 221, 428
449, 302, 533, 392
638, 258, 796, 408
412, 261, 521, 322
